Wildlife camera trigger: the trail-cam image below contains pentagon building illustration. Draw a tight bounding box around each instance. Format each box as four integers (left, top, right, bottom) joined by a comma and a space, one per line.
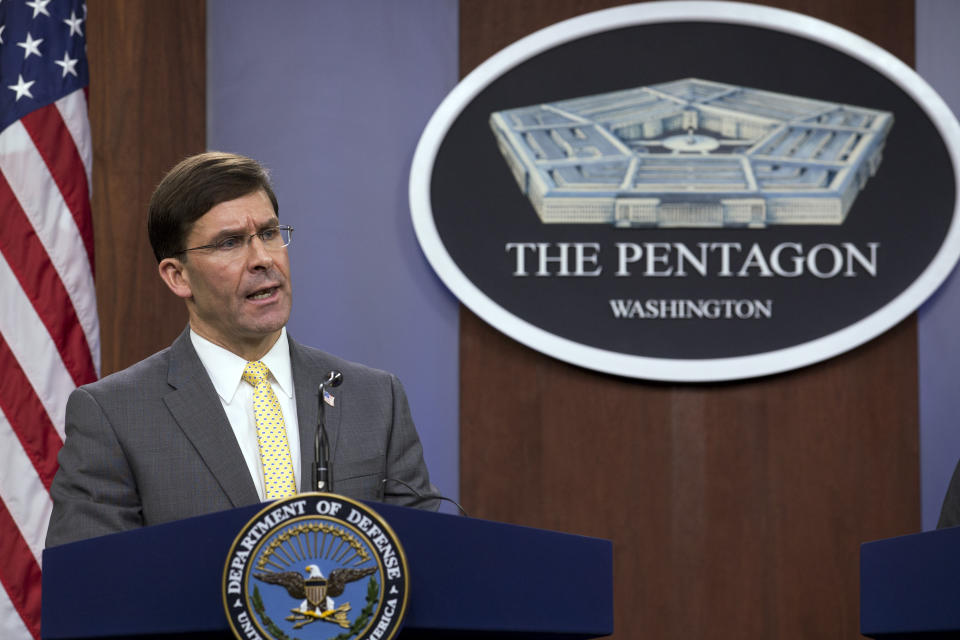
489, 78, 893, 227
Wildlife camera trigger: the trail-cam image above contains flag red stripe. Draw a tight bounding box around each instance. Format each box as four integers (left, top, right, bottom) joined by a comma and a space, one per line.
0, 336, 63, 489
20, 104, 95, 273
0, 502, 41, 640
0, 179, 97, 387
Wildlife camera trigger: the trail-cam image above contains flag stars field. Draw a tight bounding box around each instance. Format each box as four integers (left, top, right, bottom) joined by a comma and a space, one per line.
17, 33, 43, 59
63, 11, 83, 37
26, 0, 53, 19
54, 51, 78, 77
8, 75, 35, 101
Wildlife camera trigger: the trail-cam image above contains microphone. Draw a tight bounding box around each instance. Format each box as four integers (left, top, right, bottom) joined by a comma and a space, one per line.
381, 477, 469, 516
313, 370, 342, 492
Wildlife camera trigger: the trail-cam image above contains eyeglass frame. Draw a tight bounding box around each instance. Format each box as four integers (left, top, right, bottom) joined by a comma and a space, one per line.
172, 224, 294, 257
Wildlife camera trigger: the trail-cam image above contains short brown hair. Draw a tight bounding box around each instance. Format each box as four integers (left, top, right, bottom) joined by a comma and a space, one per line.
148, 151, 279, 262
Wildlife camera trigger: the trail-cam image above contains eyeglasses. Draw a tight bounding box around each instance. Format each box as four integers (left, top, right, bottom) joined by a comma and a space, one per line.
176, 225, 293, 256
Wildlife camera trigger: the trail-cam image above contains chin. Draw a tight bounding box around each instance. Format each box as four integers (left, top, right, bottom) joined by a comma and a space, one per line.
241, 312, 289, 335
254, 319, 289, 336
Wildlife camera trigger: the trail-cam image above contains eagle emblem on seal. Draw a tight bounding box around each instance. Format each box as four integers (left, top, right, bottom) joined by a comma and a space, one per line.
254, 564, 376, 629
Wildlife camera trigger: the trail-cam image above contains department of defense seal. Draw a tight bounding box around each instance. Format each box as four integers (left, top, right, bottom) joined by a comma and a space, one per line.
223, 494, 408, 640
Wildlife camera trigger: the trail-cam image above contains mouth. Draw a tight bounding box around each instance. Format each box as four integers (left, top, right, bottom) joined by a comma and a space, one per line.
246, 286, 279, 301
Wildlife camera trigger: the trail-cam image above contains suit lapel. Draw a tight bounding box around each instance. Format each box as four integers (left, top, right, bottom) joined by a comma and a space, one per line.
291, 338, 341, 492
163, 329, 260, 507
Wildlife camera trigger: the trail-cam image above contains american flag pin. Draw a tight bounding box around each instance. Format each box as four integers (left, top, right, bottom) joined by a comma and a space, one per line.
323, 390, 335, 407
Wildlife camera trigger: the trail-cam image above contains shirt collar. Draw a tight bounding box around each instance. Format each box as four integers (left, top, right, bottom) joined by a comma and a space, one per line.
190, 327, 294, 403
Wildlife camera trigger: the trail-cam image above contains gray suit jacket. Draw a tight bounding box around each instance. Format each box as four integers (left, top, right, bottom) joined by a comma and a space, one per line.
46, 329, 436, 547
939, 458, 960, 528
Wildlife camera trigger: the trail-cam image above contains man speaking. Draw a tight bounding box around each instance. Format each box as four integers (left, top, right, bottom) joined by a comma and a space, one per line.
46, 152, 436, 547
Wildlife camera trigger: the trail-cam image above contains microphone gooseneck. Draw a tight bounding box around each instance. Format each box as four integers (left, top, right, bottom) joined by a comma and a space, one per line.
381, 477, 469, 516
313, 370, 343, 493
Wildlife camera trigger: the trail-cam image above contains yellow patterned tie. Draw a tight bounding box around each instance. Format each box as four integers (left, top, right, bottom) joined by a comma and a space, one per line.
242, 361, 297, 500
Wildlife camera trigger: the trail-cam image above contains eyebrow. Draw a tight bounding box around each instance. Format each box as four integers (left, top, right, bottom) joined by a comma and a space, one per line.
208, 219, 280, 242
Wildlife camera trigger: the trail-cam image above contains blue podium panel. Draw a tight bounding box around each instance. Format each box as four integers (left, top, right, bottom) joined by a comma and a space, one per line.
42, 502, 613, 640
376, 503, 613, 636
861, 526, 960, 638
43, 503, 260, 639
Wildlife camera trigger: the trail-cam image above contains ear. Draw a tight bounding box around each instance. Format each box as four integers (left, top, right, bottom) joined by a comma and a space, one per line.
158, 257, 193, 299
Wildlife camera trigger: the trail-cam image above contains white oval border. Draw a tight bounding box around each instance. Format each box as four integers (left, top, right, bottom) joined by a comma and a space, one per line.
409, 1, 960, 382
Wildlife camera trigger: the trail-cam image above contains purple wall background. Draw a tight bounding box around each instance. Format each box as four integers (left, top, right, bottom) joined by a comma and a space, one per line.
206, 0, 461, 505
207, 1, 960, 528
917, 0, 960, 530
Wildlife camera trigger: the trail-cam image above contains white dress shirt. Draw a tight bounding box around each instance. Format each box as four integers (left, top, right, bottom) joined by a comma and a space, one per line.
190, 327, 300, 500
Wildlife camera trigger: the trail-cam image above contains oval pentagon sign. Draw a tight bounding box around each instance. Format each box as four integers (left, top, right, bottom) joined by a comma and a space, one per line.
409, 1, 960, 382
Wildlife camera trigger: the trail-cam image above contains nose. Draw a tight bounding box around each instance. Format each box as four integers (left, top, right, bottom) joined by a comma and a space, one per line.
246, 234, 275, 269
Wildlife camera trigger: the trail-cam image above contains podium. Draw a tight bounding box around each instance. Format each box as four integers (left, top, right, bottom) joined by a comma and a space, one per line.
861, 526, 960, 638
42, 501, 613, 639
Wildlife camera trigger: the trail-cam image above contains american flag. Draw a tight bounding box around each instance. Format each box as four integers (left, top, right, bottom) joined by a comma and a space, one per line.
0, 1, 98, 639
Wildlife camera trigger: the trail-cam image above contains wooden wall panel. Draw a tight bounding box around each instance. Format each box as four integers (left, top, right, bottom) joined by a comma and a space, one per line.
459, 2, 918, 639
87, 0, 205, 375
